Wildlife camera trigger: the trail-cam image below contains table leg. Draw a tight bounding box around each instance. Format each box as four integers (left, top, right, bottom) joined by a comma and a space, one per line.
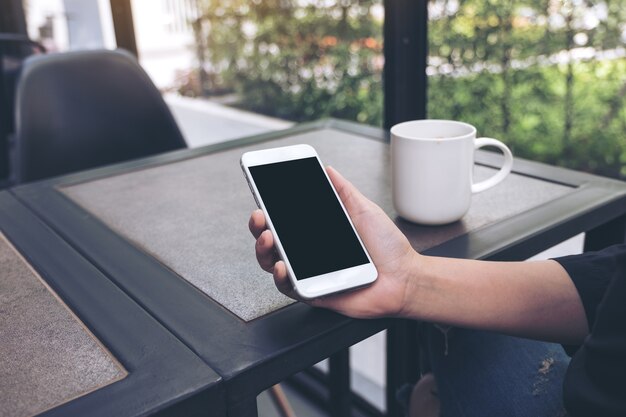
329, 348, 351, 417
227, 397, 258, 417
268, 385, 297, 417
584, 214, 626, 251
386, 320, 420, 417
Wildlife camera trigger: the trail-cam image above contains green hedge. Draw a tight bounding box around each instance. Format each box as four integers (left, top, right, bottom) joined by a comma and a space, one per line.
429, 60, 626, 179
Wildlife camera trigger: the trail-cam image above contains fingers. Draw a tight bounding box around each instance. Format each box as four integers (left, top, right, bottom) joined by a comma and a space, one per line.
272, 261, 290, 292
273, 261, 303, 301
251, 219, 298, 299
250, 210, 273, 271
248, 209, 266, 239
255, 229, 278, 272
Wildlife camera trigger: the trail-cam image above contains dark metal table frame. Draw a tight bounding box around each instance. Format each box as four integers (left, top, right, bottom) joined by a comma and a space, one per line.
11, 119, 626, 417
0, 192, 225, 417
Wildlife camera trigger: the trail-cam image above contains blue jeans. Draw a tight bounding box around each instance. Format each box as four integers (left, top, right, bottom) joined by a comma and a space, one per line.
425, 325, 571, 417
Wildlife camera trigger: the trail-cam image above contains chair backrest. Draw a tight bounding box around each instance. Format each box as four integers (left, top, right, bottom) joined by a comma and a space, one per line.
0, 34, 45, 184
14, 49, 187, 183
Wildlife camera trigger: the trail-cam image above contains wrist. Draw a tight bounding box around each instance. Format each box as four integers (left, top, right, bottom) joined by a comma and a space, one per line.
396, 250, 430, 319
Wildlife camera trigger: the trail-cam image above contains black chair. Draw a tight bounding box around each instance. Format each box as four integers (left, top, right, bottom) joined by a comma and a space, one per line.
0, 33, 45, 185
13, 49, 187, 183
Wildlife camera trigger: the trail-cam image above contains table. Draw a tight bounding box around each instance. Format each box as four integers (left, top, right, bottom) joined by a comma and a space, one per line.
11, 119, 626, 417
0, 192, 225, 417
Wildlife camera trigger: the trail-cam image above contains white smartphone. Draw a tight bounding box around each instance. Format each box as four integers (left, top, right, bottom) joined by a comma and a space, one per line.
241, 144, 378, 299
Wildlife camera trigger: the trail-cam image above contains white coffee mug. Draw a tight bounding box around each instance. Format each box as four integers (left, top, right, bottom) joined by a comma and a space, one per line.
391, 119, 513, 225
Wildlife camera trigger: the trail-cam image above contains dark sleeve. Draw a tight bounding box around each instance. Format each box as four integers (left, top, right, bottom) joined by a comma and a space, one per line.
553, 243, 626, 336
562, 246, 626, 417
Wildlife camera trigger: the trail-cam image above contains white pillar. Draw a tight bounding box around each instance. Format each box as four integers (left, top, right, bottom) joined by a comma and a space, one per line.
62, 0, 105, 49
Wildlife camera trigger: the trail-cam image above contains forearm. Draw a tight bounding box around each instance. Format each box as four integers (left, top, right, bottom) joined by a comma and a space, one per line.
402, 255, 589, 345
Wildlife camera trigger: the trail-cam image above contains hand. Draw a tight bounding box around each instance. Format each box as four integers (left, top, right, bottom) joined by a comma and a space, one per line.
250, 167, 590, 343
249, 166, 419, 319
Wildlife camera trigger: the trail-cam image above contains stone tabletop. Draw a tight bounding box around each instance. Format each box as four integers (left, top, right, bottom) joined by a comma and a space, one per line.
0, 233, 126, 417
61, 128, 572, 321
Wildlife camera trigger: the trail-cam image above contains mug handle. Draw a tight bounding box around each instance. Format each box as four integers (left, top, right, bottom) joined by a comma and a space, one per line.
471, 138, 514, 193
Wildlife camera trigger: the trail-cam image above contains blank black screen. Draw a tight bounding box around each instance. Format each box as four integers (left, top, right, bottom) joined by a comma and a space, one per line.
249, 157, 369, 279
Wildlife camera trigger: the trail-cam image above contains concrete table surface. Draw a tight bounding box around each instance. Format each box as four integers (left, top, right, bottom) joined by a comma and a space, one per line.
61, 128, 570, 321
0, 232, 126, 417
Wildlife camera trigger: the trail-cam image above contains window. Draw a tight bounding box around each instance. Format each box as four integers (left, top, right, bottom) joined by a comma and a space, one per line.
24, 0, 116, 52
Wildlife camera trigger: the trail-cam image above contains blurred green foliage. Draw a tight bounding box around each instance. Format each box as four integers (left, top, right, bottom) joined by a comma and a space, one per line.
192, 0, 383, 124
428, 0, 626, 179
190, 0, 626, 179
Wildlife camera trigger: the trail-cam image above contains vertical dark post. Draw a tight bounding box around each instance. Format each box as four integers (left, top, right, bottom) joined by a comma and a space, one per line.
0, 0, 27, 35
383, 0, 428, 130
0, 0, 28, 183
383, 0, 427, 411
109, 0, 139, 57
228, 397, 259, 417
329, 349, 351, 417
386, 320, 420, 417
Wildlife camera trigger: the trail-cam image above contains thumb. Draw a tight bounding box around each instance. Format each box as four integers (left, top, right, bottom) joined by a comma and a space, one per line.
326, 166, 372, 218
